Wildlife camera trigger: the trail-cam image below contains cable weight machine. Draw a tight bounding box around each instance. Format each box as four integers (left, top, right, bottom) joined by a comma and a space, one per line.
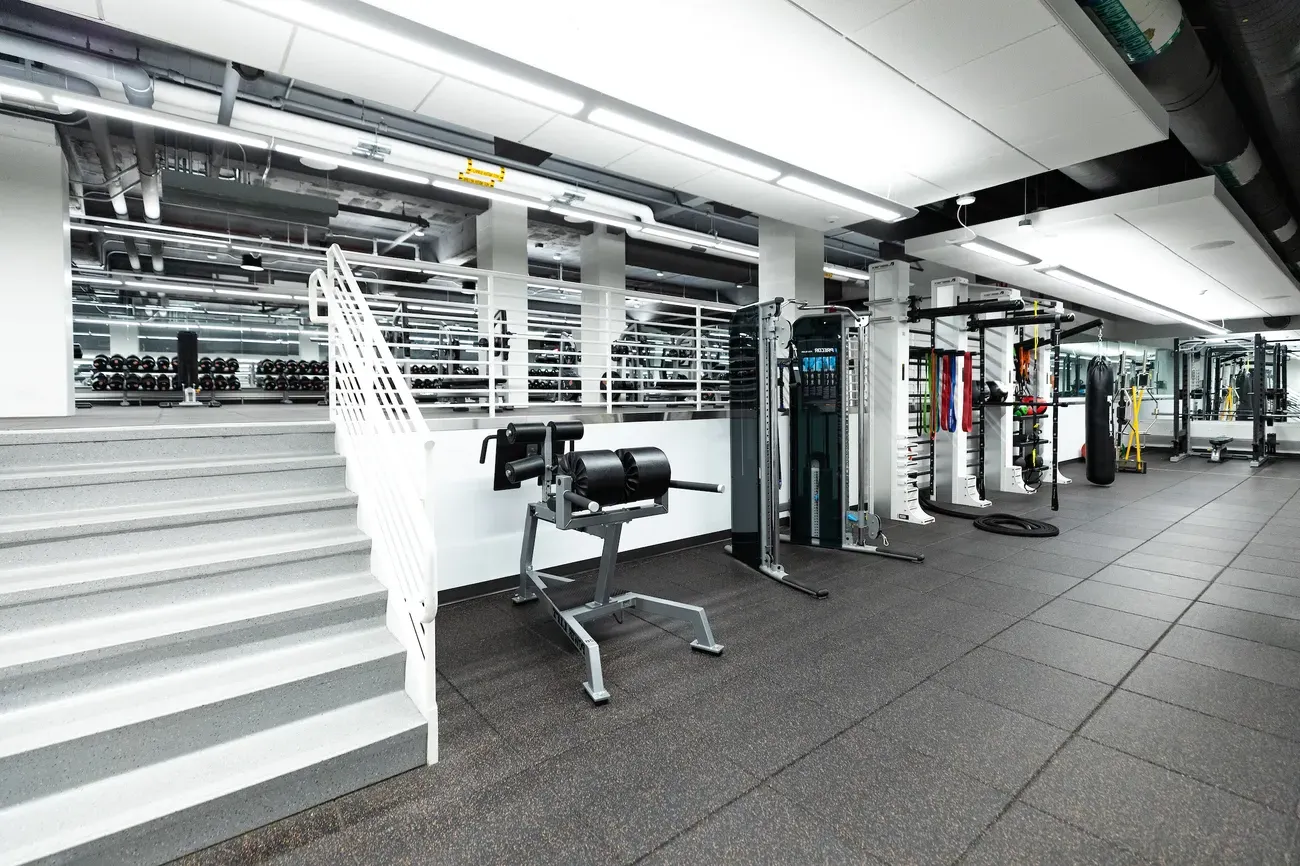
726, 299, 922, 600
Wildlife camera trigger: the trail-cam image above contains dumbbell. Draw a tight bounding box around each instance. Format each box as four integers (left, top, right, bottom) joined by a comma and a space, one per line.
126, 355, 143, 372
225, 358, 240, 373
214, 375, 229, 390
125, 373, 142, 391
227, 375, 242, 391
91, 373, 109, 391
108, 354, 125, 371
275, 375, 289, 391
272, 359, 286, 375
109, 373, 125, 390
212, 358, 228, 374
156, 356, 171, 372
198, 357, 213, 374
93, 354, 110, 372
155, 373, 170, 391
198, 374, 215, 391
261, 376, 277, 391
140, 355, 157, 372
140, 373, 157, 391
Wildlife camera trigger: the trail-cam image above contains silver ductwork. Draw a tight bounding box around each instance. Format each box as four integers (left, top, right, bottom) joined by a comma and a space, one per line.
1073, 0, 1300, 268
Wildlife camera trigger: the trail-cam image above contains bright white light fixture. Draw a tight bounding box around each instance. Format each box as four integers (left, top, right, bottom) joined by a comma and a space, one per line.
549, 206, 644, 234
430, 179, 549, 208
588, 109, 781, 182
1039, 266, 1229, 334
252, 0, 584, 114
101, 228, 229, 250
69, 224, 100, 234
71, 274, 124, 287
231, 245, 324, 262
824, 265, 871, 281
53, 93, 270, 149
643, 227, 718, 248
716, 243, 760, 259
274, 143, 429, 185
777, 176, 913, 222
956, 237, 1042, 267
0, 81, 47, 102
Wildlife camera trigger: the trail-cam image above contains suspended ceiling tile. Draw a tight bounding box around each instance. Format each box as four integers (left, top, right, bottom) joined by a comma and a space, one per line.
416, 78, 554, 143
1019, 110, 1163, 169
100, 0, 295, 74
605, 145, 715, 191
918, 150, 1044, 199
979, 74, 1139, 144
789, 0, 914, 34
924, 26, 1101, 113
851, 0, 1057, 80
282, 29, 441, 112
522, 116, 644, 169
28, 0, 101, 17
882, 173, 955, 207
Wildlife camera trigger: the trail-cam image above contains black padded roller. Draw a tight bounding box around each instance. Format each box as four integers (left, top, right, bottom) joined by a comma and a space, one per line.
559, 450, 627, 506
506, 422, 548, 445
547, 420, 585, 442
504, 454, 546, 483
617, 447, 672, 502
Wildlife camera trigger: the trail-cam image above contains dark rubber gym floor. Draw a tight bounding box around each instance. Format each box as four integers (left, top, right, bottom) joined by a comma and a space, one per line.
179, 458, 1300, 865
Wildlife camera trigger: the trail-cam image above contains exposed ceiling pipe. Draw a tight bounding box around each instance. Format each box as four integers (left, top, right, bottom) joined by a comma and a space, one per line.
381, 219, 430, 255
216, 61, 240, 127
57, 129, 85, 215
1073, 0, 1300, 269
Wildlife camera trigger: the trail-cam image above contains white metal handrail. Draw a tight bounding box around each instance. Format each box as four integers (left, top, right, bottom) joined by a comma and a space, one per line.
309, 246, 437, 652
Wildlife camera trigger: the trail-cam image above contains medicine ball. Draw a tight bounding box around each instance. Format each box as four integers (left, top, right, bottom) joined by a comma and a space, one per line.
92, 354, 110, 372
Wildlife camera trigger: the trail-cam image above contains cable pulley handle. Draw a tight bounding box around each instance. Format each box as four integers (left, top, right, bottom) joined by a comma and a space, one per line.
669, 479, 726, 494
563, 490, 601, 514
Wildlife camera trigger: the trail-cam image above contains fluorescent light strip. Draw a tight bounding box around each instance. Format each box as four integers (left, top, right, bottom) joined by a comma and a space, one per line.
777, 176, 910, 222
74, 317, 308, 336
0, 81, 46, 102
102, 228, 229, 250
1039, 266, 1229, 334
52, 93, 269, 149
231, 245, 324, 262
431, 179, 550, 208
549, 206, 645, 234
588, 109, 781, 181
716, 243, 760, 259
824, 265, 871, 281
69, 224, 100, 234
957, 238, 1041, 267
274, 143, 430, 185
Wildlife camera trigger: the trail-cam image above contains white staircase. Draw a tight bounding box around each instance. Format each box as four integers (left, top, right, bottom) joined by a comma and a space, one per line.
0, 421, 427, 866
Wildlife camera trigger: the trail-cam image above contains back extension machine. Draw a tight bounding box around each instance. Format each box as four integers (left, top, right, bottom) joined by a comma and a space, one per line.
482, 420, 726, 704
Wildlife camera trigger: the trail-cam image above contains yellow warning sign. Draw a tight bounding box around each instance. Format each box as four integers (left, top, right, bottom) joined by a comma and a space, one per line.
458, 158, 506, 187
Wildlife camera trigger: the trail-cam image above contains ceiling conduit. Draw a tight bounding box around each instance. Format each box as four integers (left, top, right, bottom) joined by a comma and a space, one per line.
1196, 0, 1300, 249
0, 30, 165, 271
1074, 0, 1300, 270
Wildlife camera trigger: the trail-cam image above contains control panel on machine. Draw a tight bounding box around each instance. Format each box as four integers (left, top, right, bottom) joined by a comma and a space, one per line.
797, 342, 840, 408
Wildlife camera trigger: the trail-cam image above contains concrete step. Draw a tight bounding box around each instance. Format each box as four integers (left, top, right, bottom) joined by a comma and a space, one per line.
0, 422, 335, 471
0, 573, 387, 695
0, 454, 346, 519
0, 490, 360, 571
0, 691, 426, 866
0, 527, 371, 607
0, 625, 403, 808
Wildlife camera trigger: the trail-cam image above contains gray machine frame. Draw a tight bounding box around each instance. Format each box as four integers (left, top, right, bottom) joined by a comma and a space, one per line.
509, 425, 725, 704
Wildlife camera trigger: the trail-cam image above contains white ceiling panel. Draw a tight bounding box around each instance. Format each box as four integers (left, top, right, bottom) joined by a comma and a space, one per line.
30, 0, 100, 17
920, 150, 1044, 198
415, 79, 553, 143
924, 26, 1103, 114
281, 29, 441, 112
100, 0, 295, 74
679, 167, 870, 230
906, 178, 1300, 327
604, 146, 715, 191
980, 74, 1139, 143
1020, 110, 1161, 170
789, 0, 913, 34
521, 116, 644, 169
852, 0, 1057, 80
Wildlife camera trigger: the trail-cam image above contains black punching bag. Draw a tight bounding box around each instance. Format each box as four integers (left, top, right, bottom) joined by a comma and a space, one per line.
1086, 357, 1116, 486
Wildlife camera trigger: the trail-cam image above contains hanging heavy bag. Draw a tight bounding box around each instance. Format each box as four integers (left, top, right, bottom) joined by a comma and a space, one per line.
1086, 356, 1116, 486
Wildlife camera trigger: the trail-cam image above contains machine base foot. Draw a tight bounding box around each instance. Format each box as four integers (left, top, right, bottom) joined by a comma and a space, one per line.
511, 594, 538, 606
690, 641, 725, 655
583, 683, 611, 704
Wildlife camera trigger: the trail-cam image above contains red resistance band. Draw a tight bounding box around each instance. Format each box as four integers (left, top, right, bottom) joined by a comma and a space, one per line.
940, 354, 953, 433
962, 352, 973, 433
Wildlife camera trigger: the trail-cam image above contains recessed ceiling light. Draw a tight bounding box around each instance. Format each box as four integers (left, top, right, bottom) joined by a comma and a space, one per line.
588, 108, 781, 181
240, 253, 265, 272
955, 237, 1041, 267
777, 176, 912, 222
656, 272, 665, 278
1038, 265, 1228, 334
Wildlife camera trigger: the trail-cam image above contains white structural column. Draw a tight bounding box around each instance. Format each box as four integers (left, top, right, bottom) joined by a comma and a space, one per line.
476, 201, 530, 406
932, 279, 991, 508
982, 288, 1034, 495
758, 217, 824, 313
579, 227, 625, 406
0, 116, 73, 418
108, 323, 140, 357
867, 261, 932, 524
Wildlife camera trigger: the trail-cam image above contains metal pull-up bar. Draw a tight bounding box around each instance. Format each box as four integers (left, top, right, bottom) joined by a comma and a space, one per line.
907, 297, 1023, 321
969, 312, 1075, 330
